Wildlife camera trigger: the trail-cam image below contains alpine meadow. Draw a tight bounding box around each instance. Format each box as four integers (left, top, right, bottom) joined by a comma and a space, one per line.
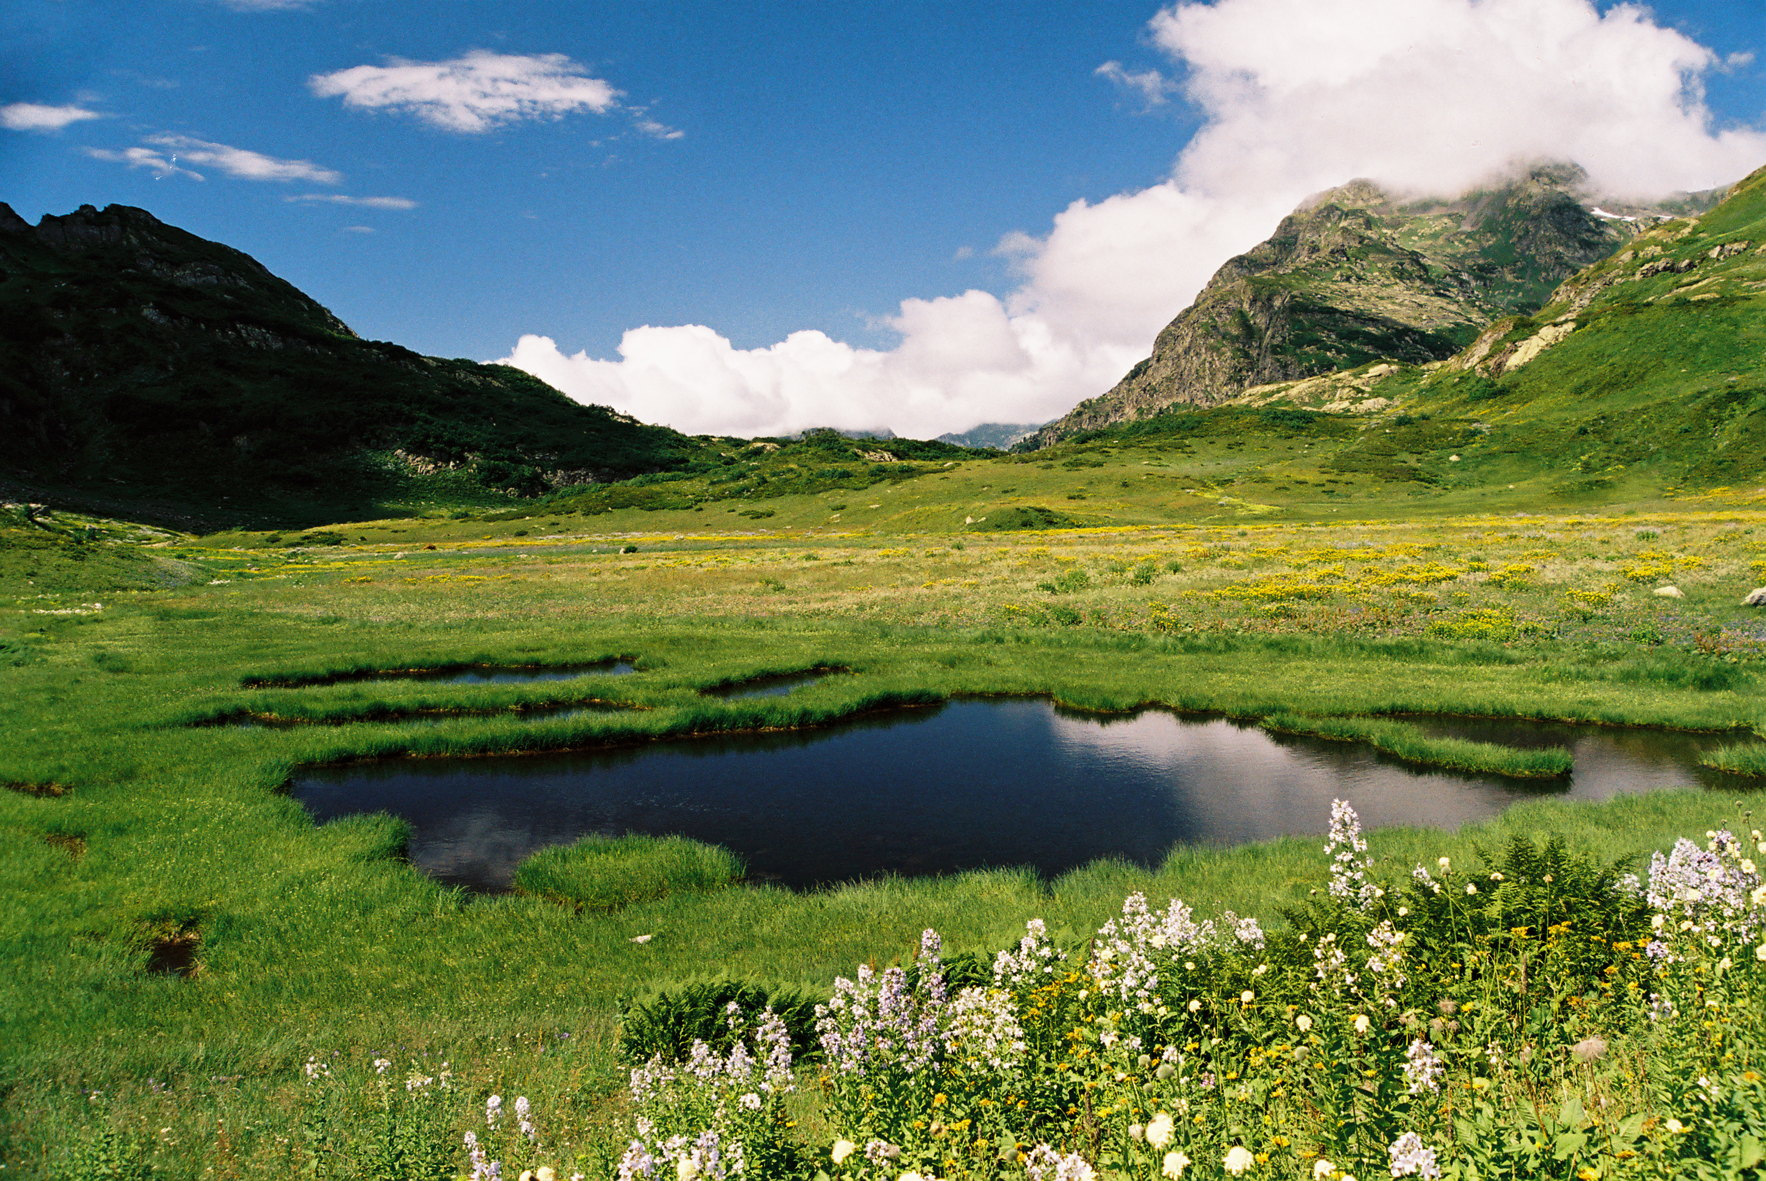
14, 106, 1766, 1181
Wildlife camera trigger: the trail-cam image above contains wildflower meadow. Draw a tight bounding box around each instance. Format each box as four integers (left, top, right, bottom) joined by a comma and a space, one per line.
341, 799, 1766, 1181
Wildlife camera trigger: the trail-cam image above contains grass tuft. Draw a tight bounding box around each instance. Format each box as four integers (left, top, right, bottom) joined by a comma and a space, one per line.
1700, 741, 1766, 777
1261, 712, 1573, 778
512, 834, 745, 912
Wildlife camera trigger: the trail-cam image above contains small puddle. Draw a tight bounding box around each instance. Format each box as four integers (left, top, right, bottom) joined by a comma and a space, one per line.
702, 669, 838, 699
246, 661, 635, 688
219, 700, 628, 729
290, 699, 1764, 893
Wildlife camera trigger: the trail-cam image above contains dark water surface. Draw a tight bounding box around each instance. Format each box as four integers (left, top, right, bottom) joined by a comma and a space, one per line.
290, 699, 1755, 892
269, 661, 636, 687
702, 670, 833, 699
373, 661, 635, 685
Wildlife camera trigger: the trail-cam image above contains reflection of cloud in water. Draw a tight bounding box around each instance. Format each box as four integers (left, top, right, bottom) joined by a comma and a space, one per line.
416, 809, 550, 883
296, 700, 1751, 892
1567, 735, 1699, 795
1046, 712, 1518, 845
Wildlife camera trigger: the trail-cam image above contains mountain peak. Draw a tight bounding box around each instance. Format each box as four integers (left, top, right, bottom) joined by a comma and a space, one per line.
1027, 165, 1719, 448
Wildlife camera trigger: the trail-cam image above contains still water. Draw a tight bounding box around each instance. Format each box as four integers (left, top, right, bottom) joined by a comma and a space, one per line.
268, 661, 635, 687
290, 699, 1753, 892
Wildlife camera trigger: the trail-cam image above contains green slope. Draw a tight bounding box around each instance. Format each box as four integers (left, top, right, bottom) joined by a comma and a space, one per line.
1308, 162, 1766, 498
0, 203, 692, 528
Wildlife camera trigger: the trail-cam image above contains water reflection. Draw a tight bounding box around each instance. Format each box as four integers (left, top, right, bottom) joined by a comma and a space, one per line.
290, 699, 1756, 892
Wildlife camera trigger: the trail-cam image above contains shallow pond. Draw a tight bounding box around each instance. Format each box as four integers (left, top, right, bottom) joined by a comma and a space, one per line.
290, 699, 1755, 892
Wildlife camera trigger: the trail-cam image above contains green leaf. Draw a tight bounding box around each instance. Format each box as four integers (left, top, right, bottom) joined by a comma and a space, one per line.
1557, 1095, 1587, 1129
1553, 1131, 1589, 1160
1741, 1134, 1764, 1170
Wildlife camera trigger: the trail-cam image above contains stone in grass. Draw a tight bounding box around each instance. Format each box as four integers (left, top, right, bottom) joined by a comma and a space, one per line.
1654, 586, 1685, 599
1744, 587, 1766, 606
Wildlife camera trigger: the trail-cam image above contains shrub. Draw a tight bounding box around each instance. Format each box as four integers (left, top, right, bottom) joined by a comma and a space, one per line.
618, 978, 822, 1065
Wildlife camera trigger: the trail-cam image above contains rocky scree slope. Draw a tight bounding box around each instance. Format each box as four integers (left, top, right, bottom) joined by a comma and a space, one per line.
0, 203, 689, 524
1028, 165, 1713, 448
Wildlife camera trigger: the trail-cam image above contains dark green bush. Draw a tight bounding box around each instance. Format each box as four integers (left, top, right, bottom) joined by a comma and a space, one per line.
618, 978, 822, 1065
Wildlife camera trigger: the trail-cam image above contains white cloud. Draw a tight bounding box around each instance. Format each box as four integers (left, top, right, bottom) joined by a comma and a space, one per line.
2, 103, 104, 131
310, 50, 621, 133
217, 0, 317, 9
285, 193, 418, 209
84, 146, 205, 180
143, 134, 342, 182
1149, 0, 1766, 201
508, 0, 1766, 439
1096, 61, 1175, 108
634, 117, 686, 141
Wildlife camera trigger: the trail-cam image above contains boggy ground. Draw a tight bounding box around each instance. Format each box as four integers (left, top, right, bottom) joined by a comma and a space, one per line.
5, 497, 1766, 1178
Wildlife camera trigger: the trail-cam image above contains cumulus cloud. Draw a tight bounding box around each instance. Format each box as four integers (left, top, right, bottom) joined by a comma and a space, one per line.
1150, 0, 1766, 201
310, 50, 622, 133
285, 193, 418, 209
2, 103, 104, 131
509, 0, 1766, 439
634, 117, 686, 141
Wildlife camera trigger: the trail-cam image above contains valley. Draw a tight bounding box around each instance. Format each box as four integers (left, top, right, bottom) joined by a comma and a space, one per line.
5, 165, 1766, 1179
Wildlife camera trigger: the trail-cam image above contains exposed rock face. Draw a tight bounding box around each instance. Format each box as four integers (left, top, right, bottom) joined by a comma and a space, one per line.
1743, 588, 1766, 607
1028, 165, 1702, 448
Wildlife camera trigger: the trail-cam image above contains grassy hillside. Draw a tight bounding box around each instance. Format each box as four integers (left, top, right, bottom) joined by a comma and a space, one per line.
0, 203, 693, 529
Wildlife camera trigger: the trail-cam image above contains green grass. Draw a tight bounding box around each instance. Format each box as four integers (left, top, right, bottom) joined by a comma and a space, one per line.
511, 834, 746, 912
1700, 740, 1766, 776
1260, 711, 1575, 778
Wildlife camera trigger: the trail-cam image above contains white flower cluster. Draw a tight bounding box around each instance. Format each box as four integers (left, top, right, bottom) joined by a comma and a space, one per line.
1090, 893, 1217, 1004
1024, 1143, 1098, 1181
1646, 829, 1766, 949
1326, 799, 1379, 909
993, 918, 1067, 991
1403, 1039, 1444, 1095
942, 986, 1028, 1077
1387, 1132, 1439, 1179
621, 1004, 797, 1181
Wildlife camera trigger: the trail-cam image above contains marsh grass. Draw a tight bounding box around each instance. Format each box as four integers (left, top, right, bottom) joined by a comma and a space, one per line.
512, 834, 745, 912
7, 497, 1766, 1178
1261, 711, 1575, 777
1700, 740, 1766, 776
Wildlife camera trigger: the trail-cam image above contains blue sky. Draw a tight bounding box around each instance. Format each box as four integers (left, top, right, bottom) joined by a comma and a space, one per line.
6, 0, 1765, 438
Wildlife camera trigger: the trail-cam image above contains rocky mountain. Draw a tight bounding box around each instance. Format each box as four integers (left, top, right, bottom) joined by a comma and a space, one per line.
0, 203, 690, 524
1213, 161, 1766, 498
1027, 165, 1719, 448
936, 421, 1048, 450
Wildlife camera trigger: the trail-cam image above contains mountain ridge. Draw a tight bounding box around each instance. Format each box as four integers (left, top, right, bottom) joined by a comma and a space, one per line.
0, 202, 692, 527
1026, 165, 1723, 449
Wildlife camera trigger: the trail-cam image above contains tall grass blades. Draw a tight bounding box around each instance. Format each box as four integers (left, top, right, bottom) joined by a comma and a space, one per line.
512, 834, 745, 912
1261, 712, 1574, 778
